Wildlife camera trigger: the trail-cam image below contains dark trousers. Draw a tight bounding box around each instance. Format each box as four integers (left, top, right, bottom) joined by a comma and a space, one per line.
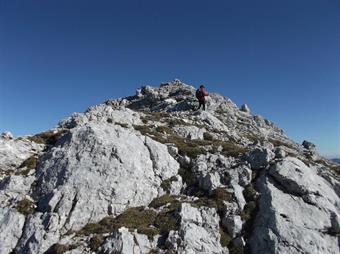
197, 100, 206, 110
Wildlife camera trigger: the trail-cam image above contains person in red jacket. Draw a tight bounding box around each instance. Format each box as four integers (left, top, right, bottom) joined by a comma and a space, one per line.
195, 85, 209, 110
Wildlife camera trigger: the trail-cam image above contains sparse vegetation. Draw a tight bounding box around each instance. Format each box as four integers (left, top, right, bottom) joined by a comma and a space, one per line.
27, 129, 68, 146
330, 165, 340, 176
243, 184, 257, 202
16, 198, 35, 215
160, 176, 178, 193
193, 187, 234, 214
44, 243, 79, 254
141, 112, 170, 123
268, 138, 295, 150
78, 196, 182, 240
203, 132, 214, 141
135, 123, 248, 159
149, 194, 179, 209
15, 155, 38, 176
89, 234, 104, 251
240, 201, 257, 221
220, 228, 232, 247
246, 133, 264, 143
115, 122, 129, 128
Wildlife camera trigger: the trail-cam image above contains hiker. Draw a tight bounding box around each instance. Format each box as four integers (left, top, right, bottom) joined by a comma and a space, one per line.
195, 85, 209, 110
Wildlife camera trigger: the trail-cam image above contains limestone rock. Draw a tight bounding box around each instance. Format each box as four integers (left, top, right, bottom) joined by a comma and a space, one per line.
173, 126, 206, 140
1, 131, 13, 140
0, 208, 25, 254
247, 148, 275, 169
222, 215, 242, 238
302, 140, 316, 152
175, 203, 224, 254
98, 227, 152, 254
0, 137, 43, 173
249, 157, 340, 254
36, 123, 178, 231
240, 104, 250, 113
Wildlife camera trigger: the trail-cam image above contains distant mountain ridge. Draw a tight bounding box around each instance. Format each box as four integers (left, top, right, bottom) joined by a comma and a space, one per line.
0, 79, 339, 254
331, 158, 340, 164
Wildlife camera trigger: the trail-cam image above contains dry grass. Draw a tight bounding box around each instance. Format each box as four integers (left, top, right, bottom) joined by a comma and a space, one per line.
78, 202, 180, 240
27, 130, 68, 146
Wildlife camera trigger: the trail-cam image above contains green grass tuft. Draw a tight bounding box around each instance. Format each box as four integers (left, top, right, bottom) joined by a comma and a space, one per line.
89, 234, 104, 251
240, 201, 257, 221
149, 194, 179, 209
243, 184, 257, 202
160, 176, 178, 193
16, 198, 35, 215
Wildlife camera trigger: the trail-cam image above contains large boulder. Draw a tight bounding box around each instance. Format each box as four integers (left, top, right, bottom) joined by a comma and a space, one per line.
249, 157, 340, 254
247, 148, 275, 170
166, 203, 225, 254
15, 122, 179, 253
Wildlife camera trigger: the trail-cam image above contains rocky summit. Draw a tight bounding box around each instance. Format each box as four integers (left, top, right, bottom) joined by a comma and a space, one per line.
0, 80, 339, 254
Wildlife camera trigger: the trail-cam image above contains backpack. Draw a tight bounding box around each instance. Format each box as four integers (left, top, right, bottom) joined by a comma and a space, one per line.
196, 89, 204, 100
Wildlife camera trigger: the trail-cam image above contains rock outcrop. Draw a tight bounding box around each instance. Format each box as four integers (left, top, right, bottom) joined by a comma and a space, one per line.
0, 79, 339, 254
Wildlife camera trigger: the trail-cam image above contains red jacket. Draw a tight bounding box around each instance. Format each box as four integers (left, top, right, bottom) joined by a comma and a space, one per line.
197, 87, 209, 101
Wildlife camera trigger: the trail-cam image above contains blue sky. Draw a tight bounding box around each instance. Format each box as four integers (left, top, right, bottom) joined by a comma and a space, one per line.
0, 0, 339, 157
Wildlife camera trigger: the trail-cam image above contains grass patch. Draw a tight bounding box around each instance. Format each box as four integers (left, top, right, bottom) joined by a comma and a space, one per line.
79, 197, 182, 239
193, 187, 234, 215
160, 176, 178, 193
149, 194, 179, 209
27, 129, 68, 146
203, 132, 214, 141
268, 138, 295, 150
220, 228, 232, 247
16, 155, 38, 176
78, 207, 157, 238
245, 133, 264, 143
141, 112, 170, 123
16, 198, 35, 215
115, 122, 129, 128
240, 201, 256, 221
133, 123, 248, 159
89, 234, 104, 251
154, 208, 180, 235
243, 184, 257, 202
45, 243, 79, 254
330, 165, 340, 176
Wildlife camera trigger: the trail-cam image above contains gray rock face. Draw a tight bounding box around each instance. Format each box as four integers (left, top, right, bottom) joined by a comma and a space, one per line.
247, 148, 275, 169
0, 137, 43, 174
250, 157, 340, 254
173, 126, 206, 140
1, 131, 13, 140
0, 208, 25, 254
302, 140, 316, 152
240, 104, 250, 113
222, 215, 242, 238
0, 81, 338, 254
175, 203, 225, 254
98, 227, 153, 254
35, 122, 179, 232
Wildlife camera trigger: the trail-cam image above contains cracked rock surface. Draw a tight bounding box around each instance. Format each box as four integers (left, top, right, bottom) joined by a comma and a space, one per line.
0, 80, 339, 254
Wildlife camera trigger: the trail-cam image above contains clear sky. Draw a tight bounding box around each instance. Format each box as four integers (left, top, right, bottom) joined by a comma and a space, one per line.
0, 0, 339, 157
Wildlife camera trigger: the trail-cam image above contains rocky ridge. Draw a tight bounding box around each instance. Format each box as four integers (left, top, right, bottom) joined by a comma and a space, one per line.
0, 80, 339, 254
